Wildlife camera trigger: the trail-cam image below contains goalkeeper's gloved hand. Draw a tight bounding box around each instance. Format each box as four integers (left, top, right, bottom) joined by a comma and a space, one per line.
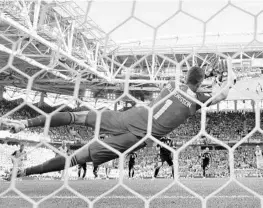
214, 59, 228, 86
0, 119, 27, 133
206, 56, 237, 87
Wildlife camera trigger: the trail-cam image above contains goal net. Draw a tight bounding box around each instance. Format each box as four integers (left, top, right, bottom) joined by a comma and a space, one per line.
0, 0, 263, 207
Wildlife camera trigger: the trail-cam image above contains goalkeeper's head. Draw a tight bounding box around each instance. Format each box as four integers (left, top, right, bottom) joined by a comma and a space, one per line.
185, 66, 205, 92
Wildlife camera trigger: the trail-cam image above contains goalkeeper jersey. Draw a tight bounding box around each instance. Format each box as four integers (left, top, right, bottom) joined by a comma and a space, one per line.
122, 81, 211, 137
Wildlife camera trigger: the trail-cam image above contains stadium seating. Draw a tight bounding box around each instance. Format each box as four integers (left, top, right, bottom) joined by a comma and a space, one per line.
1, 99, 262, 143
1, 99, 263, 179
0, 143, 80, 179
0, 143, 261, 179
125, 145, 261, 178
0, 100, 92, 141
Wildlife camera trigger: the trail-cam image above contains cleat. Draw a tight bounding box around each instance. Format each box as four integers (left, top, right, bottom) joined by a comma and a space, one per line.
2, 176, 11, 181
4, 169, 26, 181
17, 169, 26, 178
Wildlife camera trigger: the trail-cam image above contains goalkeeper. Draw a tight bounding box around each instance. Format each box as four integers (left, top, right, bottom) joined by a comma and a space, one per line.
1, 59, 236, 178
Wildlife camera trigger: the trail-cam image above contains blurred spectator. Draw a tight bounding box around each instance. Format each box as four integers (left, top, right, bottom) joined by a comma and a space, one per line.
0, 99, 263, 179
11, 143, 27, 169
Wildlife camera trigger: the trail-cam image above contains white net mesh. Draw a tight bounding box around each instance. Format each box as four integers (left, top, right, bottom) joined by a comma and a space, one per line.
0, 0, 263, 207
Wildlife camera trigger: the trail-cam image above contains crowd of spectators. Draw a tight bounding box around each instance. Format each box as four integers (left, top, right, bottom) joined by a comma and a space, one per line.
128, 144, 263, 179
1, 99, 263, 179
0, 99, 93, 142
1, 99, 263, 143
171, 111, 263, 142
0, 143, 83, 179
0, 142, 262, 179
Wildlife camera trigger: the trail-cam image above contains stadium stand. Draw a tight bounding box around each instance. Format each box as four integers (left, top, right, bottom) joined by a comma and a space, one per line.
1, 1, 263, 207
0, 98, 263, 180
1, 99, 263, 143
0, 100, 92, 142
1, 142, 262, 180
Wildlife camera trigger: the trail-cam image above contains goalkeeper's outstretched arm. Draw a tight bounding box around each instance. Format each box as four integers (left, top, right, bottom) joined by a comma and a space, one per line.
210, 79, 231, 105
24, 111, 90, 128
209, 60, 236, 105
0, 110, 90, 133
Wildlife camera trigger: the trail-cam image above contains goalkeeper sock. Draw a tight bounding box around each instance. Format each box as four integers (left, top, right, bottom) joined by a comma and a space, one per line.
154, 167, 160, 178
82, 169, 86, 179
25, 155, 79, 176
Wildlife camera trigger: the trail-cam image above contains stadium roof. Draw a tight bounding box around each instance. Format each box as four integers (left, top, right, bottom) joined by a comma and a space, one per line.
77, 0, 263, 55
0, 0, 263, 106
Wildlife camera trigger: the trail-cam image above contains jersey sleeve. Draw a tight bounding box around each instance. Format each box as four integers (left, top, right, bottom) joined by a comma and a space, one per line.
196, 92, 212, 111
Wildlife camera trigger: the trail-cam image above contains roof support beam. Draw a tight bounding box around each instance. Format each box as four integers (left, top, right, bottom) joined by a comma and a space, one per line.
0, 13, 108, 80
33, 0, 41, 30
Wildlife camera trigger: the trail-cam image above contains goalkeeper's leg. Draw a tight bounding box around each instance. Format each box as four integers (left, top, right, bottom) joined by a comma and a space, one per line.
82, 164, 87, 179
16, 133, 145, 177
153, 162, 163, 178
93, 165, 99, 178
167, 157, 174, 179
78, 165, 81, 178
202, 164, 207, 178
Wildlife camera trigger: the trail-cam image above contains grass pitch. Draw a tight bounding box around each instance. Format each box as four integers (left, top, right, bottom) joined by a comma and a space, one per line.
0, 178, 262, 208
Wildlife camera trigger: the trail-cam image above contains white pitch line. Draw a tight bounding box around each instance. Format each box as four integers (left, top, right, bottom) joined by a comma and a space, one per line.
0, 195, 257, 199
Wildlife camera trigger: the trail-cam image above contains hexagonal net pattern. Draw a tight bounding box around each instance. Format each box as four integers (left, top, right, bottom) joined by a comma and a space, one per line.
0, 0, 263, 208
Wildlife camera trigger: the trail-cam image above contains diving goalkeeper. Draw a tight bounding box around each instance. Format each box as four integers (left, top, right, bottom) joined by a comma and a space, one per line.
1, 59, 236, 178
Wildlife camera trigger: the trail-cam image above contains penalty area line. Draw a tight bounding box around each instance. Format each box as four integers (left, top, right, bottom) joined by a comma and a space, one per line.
0, 195, 257, 199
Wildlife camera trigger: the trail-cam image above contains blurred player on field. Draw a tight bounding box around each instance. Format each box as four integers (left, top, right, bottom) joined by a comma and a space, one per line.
57, 141, 69, 155
127, 152, 137, 179
1, 58, 237, 179
68, 126, 82, 143
93, 165, 99, 179
99, 134, 113, 179
58, 141, 68, 179
103, 160, 113, 180
78, 162, 87, 179
255, 145, 263, 170
11, 143, 27, 171
153, 137, 174, 179
201, 147, 212, 178
256, 83, 262, 95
